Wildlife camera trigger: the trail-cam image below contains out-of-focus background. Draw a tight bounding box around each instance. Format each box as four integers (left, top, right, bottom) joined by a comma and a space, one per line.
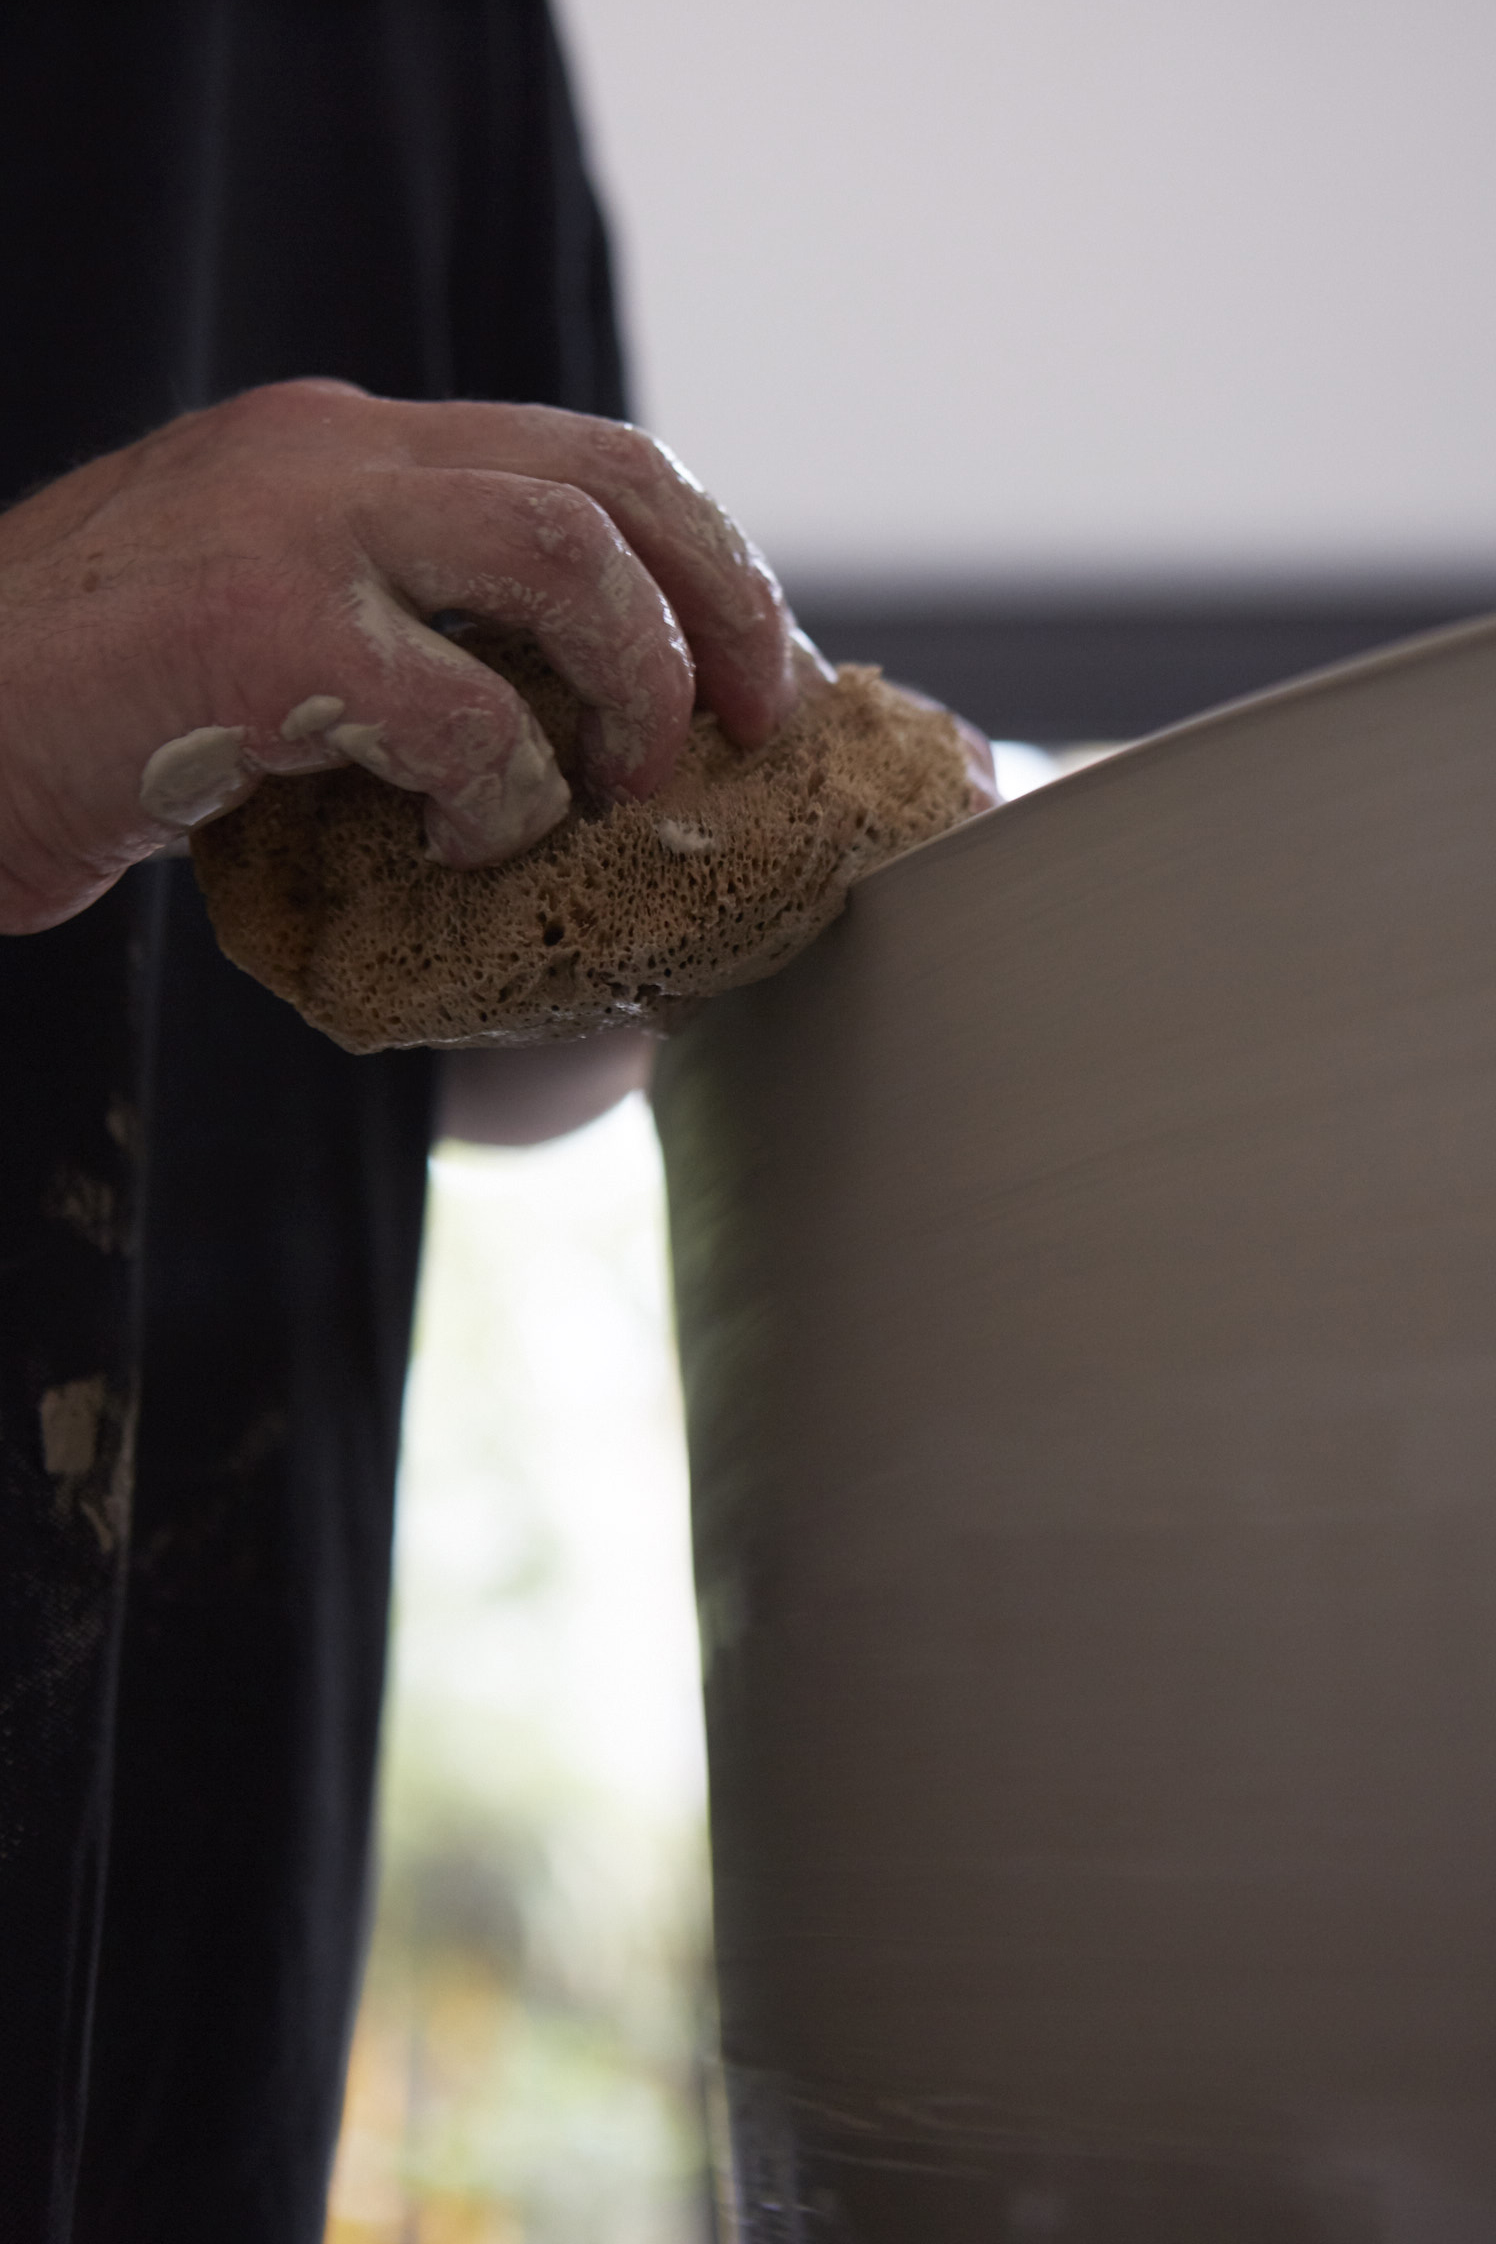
330, 7, 1496, 2237
562, 0, 1496, 588
329, 1112, 714, 2244
563, 0, 1496, 743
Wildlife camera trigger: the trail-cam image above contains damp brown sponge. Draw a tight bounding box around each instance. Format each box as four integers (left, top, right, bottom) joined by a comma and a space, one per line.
190, 642, 973, 1054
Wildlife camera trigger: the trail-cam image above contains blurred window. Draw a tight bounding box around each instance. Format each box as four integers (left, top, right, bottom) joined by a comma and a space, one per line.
328, 1099, 713, 2244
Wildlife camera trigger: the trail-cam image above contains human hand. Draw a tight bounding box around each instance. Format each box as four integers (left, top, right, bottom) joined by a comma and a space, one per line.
438, 684, 994, 1144
0, 380, 828, 933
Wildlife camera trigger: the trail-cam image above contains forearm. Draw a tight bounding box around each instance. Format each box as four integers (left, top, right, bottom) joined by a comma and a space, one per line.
436, 1029, 657, 1146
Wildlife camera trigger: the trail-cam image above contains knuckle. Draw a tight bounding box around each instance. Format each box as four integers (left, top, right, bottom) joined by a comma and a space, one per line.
529, 480, 616, 564
260, 375, 366, 413
603, 419, 679, 494
214, 377, 366, 439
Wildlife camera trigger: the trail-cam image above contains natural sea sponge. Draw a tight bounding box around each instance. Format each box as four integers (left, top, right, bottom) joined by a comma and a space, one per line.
190, 636, 973, 1054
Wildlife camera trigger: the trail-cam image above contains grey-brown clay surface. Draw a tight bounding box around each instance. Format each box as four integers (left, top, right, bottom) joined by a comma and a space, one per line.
654, 616, 1496, 2241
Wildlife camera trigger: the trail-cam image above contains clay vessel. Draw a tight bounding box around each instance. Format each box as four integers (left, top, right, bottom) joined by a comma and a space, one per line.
655, 617, 1496, 2241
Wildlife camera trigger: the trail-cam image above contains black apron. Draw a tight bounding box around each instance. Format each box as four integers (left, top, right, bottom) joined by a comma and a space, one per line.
0, 7, 626, 2237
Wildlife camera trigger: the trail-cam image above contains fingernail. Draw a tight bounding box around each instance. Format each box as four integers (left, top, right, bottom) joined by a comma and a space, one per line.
792, 626, 838, 687
326, 720, 397, 782
774, 627, 838, 727
577, 705, 662, 798
424, 808, 473, 867
425, 717, 572, 867
600, 708, 656, 785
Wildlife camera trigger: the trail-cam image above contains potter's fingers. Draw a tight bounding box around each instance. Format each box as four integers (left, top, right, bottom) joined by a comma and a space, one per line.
370, 405, 803, 748
138, 601, 575, 870
304, 592, 573, 868
354, 466, 696, 799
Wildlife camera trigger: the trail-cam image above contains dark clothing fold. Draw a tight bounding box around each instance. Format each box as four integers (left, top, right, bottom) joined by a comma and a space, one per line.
0, 6, 625, 2236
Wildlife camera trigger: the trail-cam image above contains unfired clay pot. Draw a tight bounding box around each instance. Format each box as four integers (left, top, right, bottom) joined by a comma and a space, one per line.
654, 617, 1496, 2242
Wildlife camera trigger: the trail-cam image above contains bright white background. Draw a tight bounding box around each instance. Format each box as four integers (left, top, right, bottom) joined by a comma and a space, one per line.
556, 0, 1496, 585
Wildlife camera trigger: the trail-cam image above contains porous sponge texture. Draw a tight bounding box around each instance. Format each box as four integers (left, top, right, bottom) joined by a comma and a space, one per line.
190, 649, 972, 1053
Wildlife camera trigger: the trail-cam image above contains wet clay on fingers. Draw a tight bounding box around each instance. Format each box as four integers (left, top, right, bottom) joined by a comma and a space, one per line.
189, 634, 973, 1052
